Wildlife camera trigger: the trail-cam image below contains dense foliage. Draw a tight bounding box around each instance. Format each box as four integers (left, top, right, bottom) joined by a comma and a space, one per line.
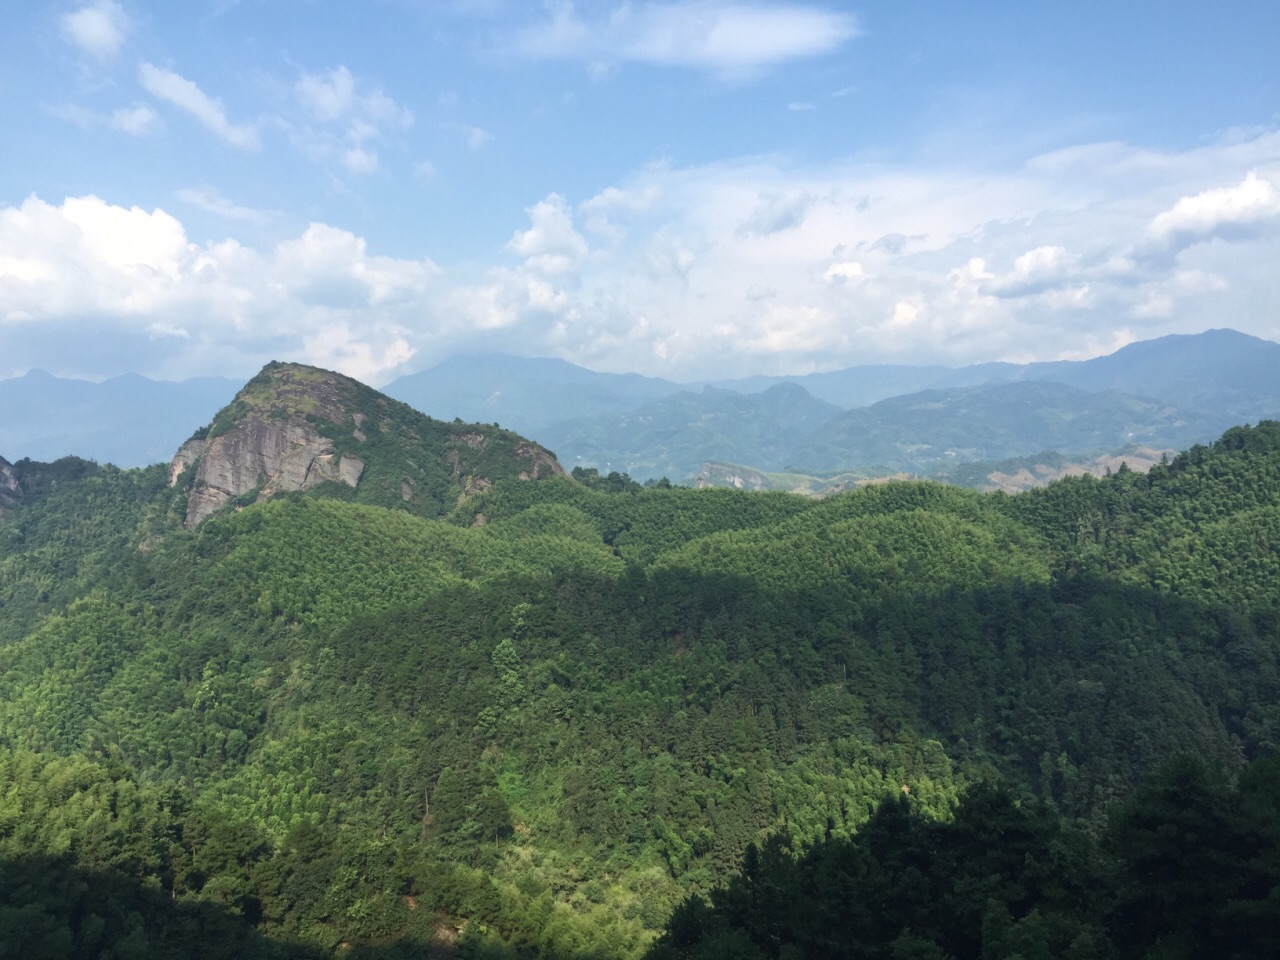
648, 755, 1280, 960
2, 421, 1279, 956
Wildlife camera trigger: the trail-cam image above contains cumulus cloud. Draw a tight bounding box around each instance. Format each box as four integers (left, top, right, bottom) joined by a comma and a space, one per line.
60, 1, 128, 60
508, 194, 589, 275
4, 128, 1280, 385
511, 1, 857, 79
986, 245, 1079, 297
0, 195, 438, 384
1146, 171, 1280, 251
438, 127, 1280, 377
580, 184, 663, 239
139, 64, 260, 150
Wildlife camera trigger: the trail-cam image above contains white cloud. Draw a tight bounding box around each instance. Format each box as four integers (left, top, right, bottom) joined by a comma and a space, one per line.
176, 187, 274, 223
1146, 171, 1280, 250
889, 299, 922, 329
139, 64, 260, 150
342, 147, 380, 175
109, 104, 159, 136
60, 1, 128, 60
0, 195, 438, 384
427, 127, 1280, 378
512, 1, 858, 79
301, 325, 415, 385
508, 194, 589, 275
51, 102, 158, 137
286, 67, 412, 175
4, 127, 1280, 385
986, 245, 1078, 297
294, 66, 412, 137
296, 66, 357, 123
580, 185, 663, 216
465, 125, 495, 150
823, 260, 864, 283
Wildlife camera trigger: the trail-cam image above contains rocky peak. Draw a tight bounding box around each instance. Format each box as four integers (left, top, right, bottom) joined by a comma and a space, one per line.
170, 361, 566, 528
170, 363, 368, 528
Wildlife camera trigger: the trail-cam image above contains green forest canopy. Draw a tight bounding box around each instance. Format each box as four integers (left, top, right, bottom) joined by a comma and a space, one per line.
2, 422, 1279, 957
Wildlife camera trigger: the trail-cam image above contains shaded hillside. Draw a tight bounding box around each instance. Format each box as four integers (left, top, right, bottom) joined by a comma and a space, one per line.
538, 382, 842, 480
169, 361, 564, 527
1007, 327, 1280, 420
647, 757, 1280, 960
384, 353, 683, 436
789, 380, 1226, 475
714, 363, 955, 408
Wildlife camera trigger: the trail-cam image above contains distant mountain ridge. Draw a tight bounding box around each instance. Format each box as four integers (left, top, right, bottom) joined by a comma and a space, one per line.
2, 329, 1277, 483
0, 370, 239, 466
379, 329, 1280, 481
710, 328, 1280, 415
384, 353, 682, 438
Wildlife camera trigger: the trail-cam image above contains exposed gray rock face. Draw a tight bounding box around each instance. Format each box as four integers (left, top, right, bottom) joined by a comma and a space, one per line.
513, 441, 565, 480
0, 460, 19, 527
0, 456, 21, 524
168, 437, 206, 486
176, 418, 364, 528
0, 456, 20, 503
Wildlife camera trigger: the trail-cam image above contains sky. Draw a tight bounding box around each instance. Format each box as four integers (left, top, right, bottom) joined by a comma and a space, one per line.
1, 1, 1278, 386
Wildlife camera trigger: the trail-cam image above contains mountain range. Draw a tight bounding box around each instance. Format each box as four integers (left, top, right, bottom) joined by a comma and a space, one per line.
3, 328, 1278, 486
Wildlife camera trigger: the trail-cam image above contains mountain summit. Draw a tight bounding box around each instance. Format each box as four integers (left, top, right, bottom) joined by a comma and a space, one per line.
169, 361, 564, 528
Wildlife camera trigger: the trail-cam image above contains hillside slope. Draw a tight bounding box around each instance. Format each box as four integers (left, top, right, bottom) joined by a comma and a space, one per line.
789, 380, 1226, 475
1, 421, 1278, 957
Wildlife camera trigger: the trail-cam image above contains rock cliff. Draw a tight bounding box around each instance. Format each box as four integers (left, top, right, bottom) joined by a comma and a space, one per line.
0, 456, 20, 515
0, 456, 18, 494
171, 362, 565, 527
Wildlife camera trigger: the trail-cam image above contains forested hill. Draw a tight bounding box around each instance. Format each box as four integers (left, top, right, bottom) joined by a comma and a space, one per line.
1, 421, 1279, 957
169, 360, 565, 527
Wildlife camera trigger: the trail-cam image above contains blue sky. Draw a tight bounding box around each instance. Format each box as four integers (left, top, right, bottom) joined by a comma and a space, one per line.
1, 1, 1278, 384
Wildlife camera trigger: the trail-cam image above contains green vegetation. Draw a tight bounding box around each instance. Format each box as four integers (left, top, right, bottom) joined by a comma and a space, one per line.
649, 754, 1280, 960
2, 417, 1280, 957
